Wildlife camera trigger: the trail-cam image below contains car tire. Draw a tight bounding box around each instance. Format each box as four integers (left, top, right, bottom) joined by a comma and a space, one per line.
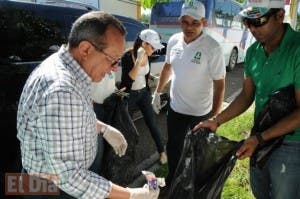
226, 48, 238, 72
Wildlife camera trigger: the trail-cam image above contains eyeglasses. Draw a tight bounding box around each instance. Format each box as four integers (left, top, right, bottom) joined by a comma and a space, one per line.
88, 41, 121, 67
242, 9, 277, 28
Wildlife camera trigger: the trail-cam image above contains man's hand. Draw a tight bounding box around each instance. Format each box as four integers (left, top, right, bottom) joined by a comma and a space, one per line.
127, 184, 160, 199
102, 125, 128, 157
152, 92, 161, 114
236, 135, 259, 159
193, 118, 219, 132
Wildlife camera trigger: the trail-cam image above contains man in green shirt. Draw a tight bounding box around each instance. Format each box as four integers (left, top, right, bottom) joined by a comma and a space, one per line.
194, 0, 300, 198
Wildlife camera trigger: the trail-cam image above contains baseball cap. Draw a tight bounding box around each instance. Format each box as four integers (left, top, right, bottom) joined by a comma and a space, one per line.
180, 0, 205, 20
240, 0, 285, 19
139, 29, 164, 50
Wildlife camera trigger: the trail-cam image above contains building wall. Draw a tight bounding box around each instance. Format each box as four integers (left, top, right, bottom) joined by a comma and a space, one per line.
100, 0, 140, 19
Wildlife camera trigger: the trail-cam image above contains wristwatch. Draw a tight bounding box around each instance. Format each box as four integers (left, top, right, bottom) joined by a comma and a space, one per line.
255, 133, 265, 146
213, 116, 221, 127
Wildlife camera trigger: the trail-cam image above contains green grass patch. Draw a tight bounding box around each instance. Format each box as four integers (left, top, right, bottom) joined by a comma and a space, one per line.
155, 111, 255, 199
218, 111, 254, 199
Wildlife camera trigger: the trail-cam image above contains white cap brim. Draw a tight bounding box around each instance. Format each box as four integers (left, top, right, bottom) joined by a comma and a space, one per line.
151, 42, 164, 50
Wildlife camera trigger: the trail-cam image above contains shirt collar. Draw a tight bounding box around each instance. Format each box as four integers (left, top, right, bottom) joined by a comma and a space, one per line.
277, 23, 293, 50
58, 45, 92, 95
181, 31, 205, 46
258, 23, 291, 53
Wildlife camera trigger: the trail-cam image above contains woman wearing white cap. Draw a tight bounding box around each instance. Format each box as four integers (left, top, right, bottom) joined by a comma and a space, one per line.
119, 29, 167, 164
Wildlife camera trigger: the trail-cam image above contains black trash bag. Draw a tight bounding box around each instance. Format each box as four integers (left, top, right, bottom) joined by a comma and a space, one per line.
168, 128, 243, 199
251, 85, 296, 168
100, 93, 139, 186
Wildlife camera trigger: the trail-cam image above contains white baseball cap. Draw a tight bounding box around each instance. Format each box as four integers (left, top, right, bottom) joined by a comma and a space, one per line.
139, 29, 164, 50
240, 0, 285, 19
180, 0, 205, 20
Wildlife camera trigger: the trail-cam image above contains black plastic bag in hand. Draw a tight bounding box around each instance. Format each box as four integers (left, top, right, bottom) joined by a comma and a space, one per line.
101, 93, 139, 186
251, 85, 296, 168
168, 128, 242, 199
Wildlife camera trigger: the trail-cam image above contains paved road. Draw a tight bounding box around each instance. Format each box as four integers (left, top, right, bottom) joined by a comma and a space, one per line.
224, 63, 244, 103
130, 64, 245, 183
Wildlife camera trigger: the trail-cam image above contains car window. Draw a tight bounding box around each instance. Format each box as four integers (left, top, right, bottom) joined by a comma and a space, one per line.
0, 7, 67, 62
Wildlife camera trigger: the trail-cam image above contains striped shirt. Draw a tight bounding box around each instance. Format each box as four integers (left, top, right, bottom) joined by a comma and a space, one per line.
17, 46, 111, 198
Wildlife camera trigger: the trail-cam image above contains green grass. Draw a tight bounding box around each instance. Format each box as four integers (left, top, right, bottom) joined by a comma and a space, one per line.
155, 111, 255, 199
218, 111, 255, 199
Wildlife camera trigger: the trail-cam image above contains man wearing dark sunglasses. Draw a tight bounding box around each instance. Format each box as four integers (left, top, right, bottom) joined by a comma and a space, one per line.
194, 0, 300, 198
242, 8, 279, 29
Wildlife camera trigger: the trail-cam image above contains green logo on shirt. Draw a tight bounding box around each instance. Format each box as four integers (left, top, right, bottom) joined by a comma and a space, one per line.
192, 52, 201, 64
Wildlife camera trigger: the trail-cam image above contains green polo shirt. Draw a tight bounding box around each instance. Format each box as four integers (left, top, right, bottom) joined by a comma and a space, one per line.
244, 24, 300, 141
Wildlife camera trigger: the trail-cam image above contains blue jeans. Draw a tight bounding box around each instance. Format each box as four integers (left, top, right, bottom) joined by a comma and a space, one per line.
166, 107, 210, 186
128, 88, 164, 153
250, 140, 300, 199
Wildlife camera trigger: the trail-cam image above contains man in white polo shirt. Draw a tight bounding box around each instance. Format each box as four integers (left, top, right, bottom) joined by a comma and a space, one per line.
152, 0, 226, 188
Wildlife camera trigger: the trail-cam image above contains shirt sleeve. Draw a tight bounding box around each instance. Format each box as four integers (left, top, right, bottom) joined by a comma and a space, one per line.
243, 43, 258, 79
209, 45, 226, 80
294, 48, 300, 89
39, 89, 111, 198
165, 34, 178, 64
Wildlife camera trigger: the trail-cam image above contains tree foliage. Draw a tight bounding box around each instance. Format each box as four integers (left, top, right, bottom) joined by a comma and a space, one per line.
139, 0, 169, 9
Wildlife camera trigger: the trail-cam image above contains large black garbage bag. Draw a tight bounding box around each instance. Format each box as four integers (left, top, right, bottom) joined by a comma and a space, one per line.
168, 128, 243, 199
251, 85, 296, 168
100, 93, 139, 186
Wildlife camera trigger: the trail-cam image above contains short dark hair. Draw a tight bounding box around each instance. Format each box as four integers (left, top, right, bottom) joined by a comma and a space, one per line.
68, 11, 126, 49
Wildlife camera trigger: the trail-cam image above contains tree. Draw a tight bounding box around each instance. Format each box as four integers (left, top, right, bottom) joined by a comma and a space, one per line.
141, 13, 150, 24
138, 0, 170, 8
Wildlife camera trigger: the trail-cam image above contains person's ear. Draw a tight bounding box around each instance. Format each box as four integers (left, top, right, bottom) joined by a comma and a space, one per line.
78, 41, 92, 60
275, 9, 285, 21
141, 41, 147, 48
201, 18, 208, 27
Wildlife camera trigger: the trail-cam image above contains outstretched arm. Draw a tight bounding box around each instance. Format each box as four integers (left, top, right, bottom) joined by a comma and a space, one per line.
210, 78, 225, 117
193, 76, 255, 132
155, 62, 172, 93
237, 88, 300, 159
152, 63, 172, 114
